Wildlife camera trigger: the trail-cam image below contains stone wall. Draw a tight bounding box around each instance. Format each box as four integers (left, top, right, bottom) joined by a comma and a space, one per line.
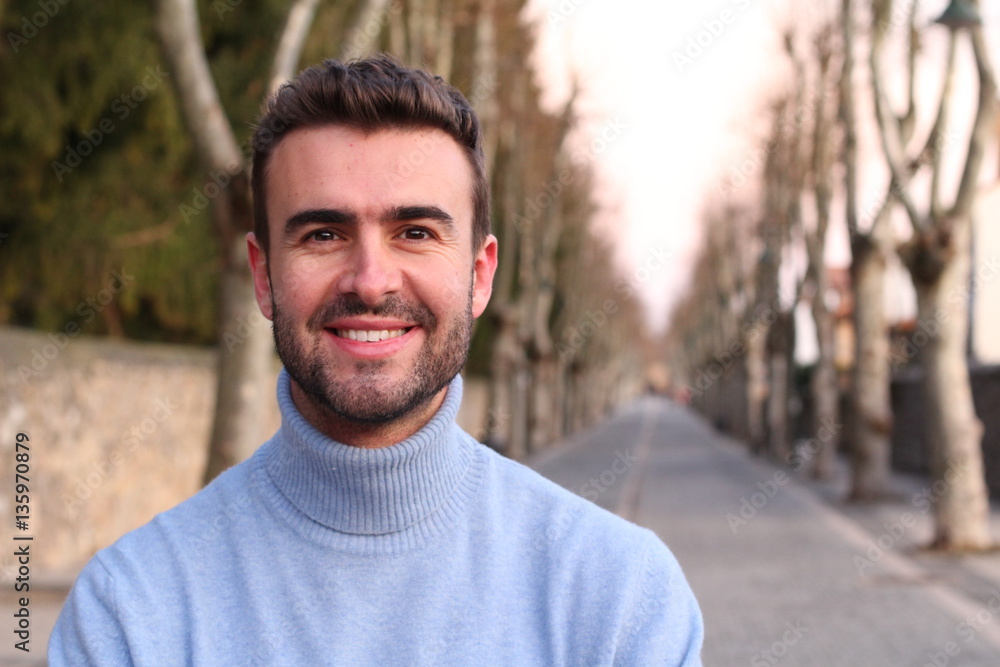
0, 326, 278, 580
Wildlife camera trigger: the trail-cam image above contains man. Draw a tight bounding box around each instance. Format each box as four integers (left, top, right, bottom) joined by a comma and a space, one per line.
50, 56, 703, 665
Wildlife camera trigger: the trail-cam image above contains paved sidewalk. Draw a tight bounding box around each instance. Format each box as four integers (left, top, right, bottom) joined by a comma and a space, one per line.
529, 396, 1000, 666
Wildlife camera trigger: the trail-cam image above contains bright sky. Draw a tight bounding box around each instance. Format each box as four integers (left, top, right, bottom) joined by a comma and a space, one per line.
525, 0, 794, 332
526, 0, 1000, 335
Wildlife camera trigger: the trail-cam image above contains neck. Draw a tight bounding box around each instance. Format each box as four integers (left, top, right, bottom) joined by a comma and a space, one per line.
289, 380, 448, 448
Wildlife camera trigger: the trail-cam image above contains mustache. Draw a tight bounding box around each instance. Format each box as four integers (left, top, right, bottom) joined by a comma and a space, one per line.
306, 294, 436, 331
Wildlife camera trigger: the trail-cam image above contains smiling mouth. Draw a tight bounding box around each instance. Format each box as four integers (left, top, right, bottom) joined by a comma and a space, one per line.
330, 327, 414, 342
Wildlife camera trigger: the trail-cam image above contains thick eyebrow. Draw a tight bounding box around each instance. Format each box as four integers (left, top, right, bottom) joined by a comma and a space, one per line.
383, 205, 455, 228
282, 205, 455, 240
284, 208, 358, 237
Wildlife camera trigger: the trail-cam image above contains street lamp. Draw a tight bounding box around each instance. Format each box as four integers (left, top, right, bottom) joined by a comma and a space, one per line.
933, 0, 983, 30
930, 1, 985, 357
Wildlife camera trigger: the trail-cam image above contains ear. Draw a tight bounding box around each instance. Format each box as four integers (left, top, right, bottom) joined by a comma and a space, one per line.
247, 232, 274, 321
471, 234, 498, 319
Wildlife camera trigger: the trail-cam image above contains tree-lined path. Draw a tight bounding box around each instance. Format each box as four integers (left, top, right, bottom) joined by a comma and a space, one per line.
530, 397, 1000, 666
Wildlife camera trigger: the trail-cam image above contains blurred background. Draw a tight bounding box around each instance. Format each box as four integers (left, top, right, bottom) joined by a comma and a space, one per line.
4, 0, 1000, 663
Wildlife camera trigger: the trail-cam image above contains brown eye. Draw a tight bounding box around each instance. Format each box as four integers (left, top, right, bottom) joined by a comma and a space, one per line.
402, 228, 431, 240
307, 229, 338, 242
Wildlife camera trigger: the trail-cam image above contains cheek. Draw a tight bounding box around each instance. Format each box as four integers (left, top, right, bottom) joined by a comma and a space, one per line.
407, 254, 472, 308
432, 272, 472, 311
272, 259, 331, 311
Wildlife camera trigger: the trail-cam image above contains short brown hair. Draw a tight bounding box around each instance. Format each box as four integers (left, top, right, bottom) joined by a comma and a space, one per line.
251, 55, 490, 255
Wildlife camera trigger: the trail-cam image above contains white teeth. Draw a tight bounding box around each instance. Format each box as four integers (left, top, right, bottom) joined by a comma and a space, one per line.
335, 328, 408, 342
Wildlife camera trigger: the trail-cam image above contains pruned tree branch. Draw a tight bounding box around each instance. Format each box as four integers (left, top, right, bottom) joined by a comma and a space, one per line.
155, 0, 243, 176
869, 1, 922, 234
928, 33, 959, 221
840, 0, 860, 239
899, 2, 918, 142
270, 0, 322, 94
339, 0, 392, 63
950, 21, 998, 219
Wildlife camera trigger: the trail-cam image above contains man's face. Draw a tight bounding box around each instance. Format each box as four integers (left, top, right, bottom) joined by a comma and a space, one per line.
248, 125, 497, 438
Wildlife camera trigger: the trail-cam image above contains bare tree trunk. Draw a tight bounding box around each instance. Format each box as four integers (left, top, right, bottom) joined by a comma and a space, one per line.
339, 0, 392, 62
486, 305, 517, 452
406, 0, 426, 64
429, 0, 455, 79
810, 290, 839, 477
205, 236, 276, 482
508, 365, 529, 459
271, 0, 320, 89
473, 0, 499, 178
157, 0, 320, 483
803, 28, 840, 478
866, 0, 995, 545
746, 322, 769, 454
848, 230, 893, 500
913, 218, 990, 549
842, 0, 894, 500
483, 66, 519, 455
389, 1, 406, 56
766, 313, 792, 462
918, 16, 997, 549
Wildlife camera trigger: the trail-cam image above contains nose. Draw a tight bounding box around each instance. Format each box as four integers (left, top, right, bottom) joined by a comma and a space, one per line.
336, 232, 402, 305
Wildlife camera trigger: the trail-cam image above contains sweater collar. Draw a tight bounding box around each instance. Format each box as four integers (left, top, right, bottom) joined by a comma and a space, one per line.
263, 368, 472, 535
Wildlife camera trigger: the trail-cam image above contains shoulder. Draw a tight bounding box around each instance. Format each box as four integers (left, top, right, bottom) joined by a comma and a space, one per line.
472, 436, 681, 574
90, 453, 259, 581
469, 439, 703, 664
50, 457, 263, 662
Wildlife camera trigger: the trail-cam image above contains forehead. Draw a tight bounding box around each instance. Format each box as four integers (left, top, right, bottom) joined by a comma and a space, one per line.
265, 125, 474, 224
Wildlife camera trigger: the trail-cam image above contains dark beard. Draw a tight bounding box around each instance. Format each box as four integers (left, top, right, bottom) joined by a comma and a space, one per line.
271, 289, 472, 425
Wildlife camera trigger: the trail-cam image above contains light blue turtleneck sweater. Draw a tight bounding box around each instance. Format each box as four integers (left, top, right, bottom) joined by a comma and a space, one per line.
49, 370, 703, 665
